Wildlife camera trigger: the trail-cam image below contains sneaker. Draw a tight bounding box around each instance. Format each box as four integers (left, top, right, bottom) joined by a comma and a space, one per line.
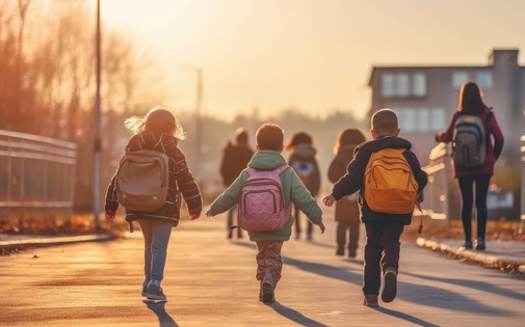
261, 281, 275, 303
141, 280, 150, 297
459, 240, 473, 250
147, 284, 167, 301
348, 249, 357, 258
336, 246, 344, 256
475, 238, 486, 251
363, 294, 378, 307
381, 270, 397, 303
306, 234, 313, 241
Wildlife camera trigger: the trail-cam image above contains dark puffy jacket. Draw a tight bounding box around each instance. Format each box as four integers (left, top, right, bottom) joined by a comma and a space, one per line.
331, 135, 428, 225
220, 142, 254, 187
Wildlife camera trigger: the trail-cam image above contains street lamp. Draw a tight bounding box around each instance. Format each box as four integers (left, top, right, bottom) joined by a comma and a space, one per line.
93, 0, 102, 232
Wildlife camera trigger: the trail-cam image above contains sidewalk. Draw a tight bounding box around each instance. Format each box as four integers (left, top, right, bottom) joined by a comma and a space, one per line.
416, 237, 525, 274
0, 233, 114, 250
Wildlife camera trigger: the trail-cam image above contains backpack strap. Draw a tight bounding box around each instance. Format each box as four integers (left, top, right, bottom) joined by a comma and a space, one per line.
272, 164, 290, 175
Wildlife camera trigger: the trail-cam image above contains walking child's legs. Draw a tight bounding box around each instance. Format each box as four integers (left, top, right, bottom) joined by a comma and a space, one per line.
348, 219, 360, 255
336, 222, 347, 248
363, 222, 382, 296
458, 175, 475, 242
255, 240, 284, 287
138, 219, 153, 282
294, 205, 301, 237
379, 221, 404, 273
138, 219, 173, 282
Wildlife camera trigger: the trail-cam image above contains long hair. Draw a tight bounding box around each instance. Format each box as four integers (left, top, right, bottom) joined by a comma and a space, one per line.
458, 81, 490, 114
333, 128, 367, 155
124, 106, 186, 140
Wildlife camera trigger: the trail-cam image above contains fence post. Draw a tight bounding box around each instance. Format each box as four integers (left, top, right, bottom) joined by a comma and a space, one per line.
521, 136, 525, 233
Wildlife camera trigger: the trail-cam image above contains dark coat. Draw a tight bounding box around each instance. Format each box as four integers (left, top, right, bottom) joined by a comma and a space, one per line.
220, 142, 254, 187
328, 144, 360, 222
331, 135, 428, 225
105, 132, 202, 228
435, 108, 504, 178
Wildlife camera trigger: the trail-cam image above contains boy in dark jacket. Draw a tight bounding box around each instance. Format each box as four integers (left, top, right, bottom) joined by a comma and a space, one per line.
323, 109, 428, 307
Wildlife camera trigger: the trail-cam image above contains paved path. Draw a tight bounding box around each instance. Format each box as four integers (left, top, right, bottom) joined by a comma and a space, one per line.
1, 211, 524, 327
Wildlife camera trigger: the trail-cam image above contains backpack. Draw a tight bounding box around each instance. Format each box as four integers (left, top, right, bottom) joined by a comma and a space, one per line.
291, 160, 315, 184
237, 165, 292, 232
116, 149, 170, 212
364, 148, 419, 214
452, 113, 491, 167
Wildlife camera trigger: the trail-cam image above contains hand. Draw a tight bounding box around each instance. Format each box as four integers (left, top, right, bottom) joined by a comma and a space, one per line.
105, 209, 115, 222
322, 194, 336, 207
190, 212, 200, 220
205, 210, 214, 217
317, 221, 325, 234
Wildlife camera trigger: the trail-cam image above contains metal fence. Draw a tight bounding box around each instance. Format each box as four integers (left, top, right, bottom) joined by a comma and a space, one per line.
0, 130, 77, 218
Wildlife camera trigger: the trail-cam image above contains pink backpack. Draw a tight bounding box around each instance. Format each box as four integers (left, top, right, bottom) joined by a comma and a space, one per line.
238, 165, 291, 232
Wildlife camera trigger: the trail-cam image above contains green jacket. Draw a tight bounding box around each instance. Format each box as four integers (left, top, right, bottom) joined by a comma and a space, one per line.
210, 150, 323, 241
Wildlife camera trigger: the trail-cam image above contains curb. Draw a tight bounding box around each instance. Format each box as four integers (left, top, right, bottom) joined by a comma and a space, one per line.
416, 237, 525, 274
0, 234, 115, 249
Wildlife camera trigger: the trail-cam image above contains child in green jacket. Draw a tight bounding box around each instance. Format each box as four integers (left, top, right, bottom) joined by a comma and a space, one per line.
206, 123, 325, 303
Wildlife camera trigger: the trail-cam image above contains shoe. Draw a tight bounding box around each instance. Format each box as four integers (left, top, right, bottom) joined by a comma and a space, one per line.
363, 294, 378, 307
141, 280, 150, 297
336, 246, 344, 256
348, 249, 357, 258
381, 269, 397, 303
147, 284, 167, 301
261, 281, 275, 303
295, 233, 300, 240
306, 234, 313, 241
475, 238, 486, 251
459, 240, 473, 250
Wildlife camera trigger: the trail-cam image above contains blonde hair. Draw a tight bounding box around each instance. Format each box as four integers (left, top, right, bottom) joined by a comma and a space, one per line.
125, 106, 186, 140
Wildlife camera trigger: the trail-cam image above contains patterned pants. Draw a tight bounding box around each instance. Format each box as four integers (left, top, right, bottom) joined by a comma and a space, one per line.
255, 241, 284, 287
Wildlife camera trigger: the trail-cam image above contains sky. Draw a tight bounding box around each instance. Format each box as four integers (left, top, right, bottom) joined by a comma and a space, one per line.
100, 0, 525, 121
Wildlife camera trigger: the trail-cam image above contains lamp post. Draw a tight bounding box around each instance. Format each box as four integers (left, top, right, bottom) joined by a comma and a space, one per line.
93, 0, 102, 232
181, 65, 203, 174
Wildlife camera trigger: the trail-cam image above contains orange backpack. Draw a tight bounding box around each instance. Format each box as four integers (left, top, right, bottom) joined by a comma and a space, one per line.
364, 148, 419, 214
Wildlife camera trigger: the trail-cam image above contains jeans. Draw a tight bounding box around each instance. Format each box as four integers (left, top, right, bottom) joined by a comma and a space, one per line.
137, 219, 173, 282
363, 220, 404, 295
457, 174, 491, 241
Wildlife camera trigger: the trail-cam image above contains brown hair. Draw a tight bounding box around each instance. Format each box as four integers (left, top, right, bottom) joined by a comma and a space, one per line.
124, 106, 186, 140
285, 131, 313, 150
371, 108, 398, 136
235, 128, 249, 145
333, 128, 367, 154
458, 81, 490, 114
256, 123, 284, 150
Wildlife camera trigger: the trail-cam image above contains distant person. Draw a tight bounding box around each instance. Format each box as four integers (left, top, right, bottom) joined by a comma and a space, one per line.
219, 128, 254, 239
206, 122, 325, 303
105, 107, 202, 301
323, 109, 428, 307
285, 131, 321, 240
328, 128, 367, 258
435, 81, 504, 251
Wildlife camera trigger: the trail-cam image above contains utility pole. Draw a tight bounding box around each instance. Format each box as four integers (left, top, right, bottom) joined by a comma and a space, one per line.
181, 65, 203, 174
93, 0, 101, 232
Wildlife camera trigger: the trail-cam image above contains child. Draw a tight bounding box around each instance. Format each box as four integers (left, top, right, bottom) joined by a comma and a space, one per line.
105, 107, 202, 301
219, 128, 254, 239
285, 131, 321, 241
323, 109, 427, 307
327, 128, 367, 257
206, 122, 325, 303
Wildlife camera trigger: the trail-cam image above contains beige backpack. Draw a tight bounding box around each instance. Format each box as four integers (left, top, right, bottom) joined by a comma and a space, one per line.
116, 149, 170, 212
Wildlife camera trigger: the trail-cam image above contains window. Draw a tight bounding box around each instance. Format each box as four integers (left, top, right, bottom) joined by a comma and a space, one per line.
381, 74, 394, 97
476, 71, 492, 90
380, 73, 427, 98
395, 107, 447, 133
452, 71, 469, 89
413, 73, 426, 96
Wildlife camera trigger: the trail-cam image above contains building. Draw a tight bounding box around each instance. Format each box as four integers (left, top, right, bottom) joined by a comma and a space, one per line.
367, 49, 524, 166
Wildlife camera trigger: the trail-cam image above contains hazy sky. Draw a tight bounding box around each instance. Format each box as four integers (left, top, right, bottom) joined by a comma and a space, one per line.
101, 0, 525, 121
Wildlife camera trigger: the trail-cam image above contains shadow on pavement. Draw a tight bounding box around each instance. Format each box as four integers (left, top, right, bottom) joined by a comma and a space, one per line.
143, 301, 178, 327
402, 271, 525, 302
374, 307, 440, 327
264, 301, 329, 327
